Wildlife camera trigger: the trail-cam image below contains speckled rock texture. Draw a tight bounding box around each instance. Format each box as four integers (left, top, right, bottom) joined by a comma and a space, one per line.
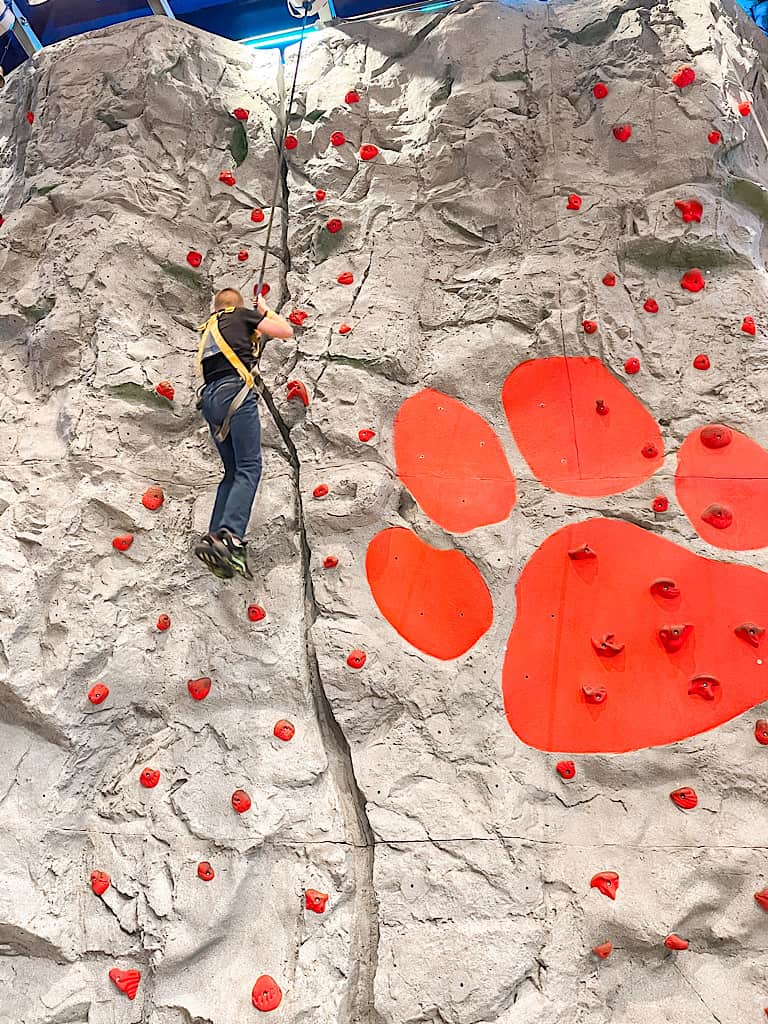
0, 1, 767, 1021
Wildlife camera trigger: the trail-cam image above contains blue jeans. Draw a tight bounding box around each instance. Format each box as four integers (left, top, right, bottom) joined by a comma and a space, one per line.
200, 377, 262, 539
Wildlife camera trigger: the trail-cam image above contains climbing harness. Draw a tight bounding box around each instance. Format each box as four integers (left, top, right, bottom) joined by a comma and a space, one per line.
196, 307, 264, 442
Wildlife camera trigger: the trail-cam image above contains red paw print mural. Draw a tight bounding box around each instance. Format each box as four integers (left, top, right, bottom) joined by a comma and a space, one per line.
366, 355, 768, 754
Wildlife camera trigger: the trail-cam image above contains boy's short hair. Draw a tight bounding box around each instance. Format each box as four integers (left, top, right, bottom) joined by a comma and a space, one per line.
214, 288, 244, 310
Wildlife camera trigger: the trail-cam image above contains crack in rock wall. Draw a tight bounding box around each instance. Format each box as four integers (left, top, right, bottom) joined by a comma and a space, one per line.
0, 0, 767, 1021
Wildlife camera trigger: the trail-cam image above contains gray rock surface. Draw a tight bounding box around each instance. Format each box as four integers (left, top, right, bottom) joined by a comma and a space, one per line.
1, 1, 768, 1021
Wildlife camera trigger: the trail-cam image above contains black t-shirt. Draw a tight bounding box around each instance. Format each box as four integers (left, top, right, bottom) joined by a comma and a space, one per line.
201, 307, 266, 384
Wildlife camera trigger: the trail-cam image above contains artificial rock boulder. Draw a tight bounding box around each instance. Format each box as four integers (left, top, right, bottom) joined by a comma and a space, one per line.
1, 1, 768, 1022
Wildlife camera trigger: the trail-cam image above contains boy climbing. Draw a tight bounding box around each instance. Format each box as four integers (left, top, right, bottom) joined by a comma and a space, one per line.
194, 287, 294, 580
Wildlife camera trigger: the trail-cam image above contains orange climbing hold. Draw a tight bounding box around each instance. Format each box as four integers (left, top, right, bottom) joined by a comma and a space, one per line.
394, 389, 516, 532
681, 269, 705, 292
675, 199, 702, 223
142, 486, 164, 511
252, 975, 282, 1012
366, 527, 493, 659
112, 534, 133, 552
109, 969, 141, 1001
88, 683, 109, 705
156, 381, 174, 401
502, 356, 663, 496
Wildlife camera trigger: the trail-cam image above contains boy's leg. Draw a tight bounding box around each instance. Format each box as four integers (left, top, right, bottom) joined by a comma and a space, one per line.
208, 432, 236, 534
218, 392, 262, 540
200, 380, 240, 534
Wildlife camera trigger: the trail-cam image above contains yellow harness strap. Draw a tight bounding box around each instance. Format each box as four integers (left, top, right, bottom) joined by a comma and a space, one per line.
197, 308, 255, 390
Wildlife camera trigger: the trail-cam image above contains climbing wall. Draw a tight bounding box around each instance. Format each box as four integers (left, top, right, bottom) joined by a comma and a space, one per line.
1, 0, 768, 1020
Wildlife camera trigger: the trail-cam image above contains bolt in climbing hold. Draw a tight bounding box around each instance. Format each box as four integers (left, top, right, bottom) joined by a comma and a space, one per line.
693, 353, 710, 370
658, 624, 692, 653
247, 604, 266, 622
613, 124, 632, 142
568, 544, 596, 561
670, 786, 698, 810
186, 250, 203, 268
232, 789, 251, 813
286, 380, 309, 406
652, 496, 669, 513
88, 683, 109, 705
739, 100, 752, 117
91, 870, 110, 895
755, 720, 768, 745
274, 720, 295, 741
285, 134, 298, 149
641, 442, 659, 459
595, 399, 609, 416
582, 685, 607, 705
591, 633, 624, 657
701, 503, 732, 529
602, 273, 616, 287
671, 66, 696, 88
112, 534, 133, 552
358, 428, 376, 442
187, 676, 212, 701
735, 623, 765, 647
314, 189, 326, 201
237, 250, 249, 262
566, 194, 582, 211
252, 975, 282, 1012
675, 199, 703, 223
140, 768, 160, 788
591, 871, 619, 899
664, 934, 689, 950
251, 208, 265, 223
323, 556, 338, 569
156, 614, 171, 632
219, 171, 236, 186
337, 271, 354, 285
25, 111, 34, 125
330, 131, 346, 147
232, 108, 249, 120
650, 578, 680, 599
305, 889, 329, 913
643, 298, 659, 314
582, 320, 598, 334
156, 381, 174, 401
592, 941, 612, 959
345, 90, 361, 104
289, 310, 308, 326
755, 889, 768, 911
327, 218, 343, 233
593, 82, 608, 99
347, 650, 367, 669
624, 357, 641, 374
109, 969, 141, 1001
141, 486, 164, 511
688, 674, 720, 701
681, 269, 705, 293
556, 760, 576, 780
313, 484, 329, 498
197, 861, 215, 881
360, 144, 379, 161
700, 424, 732, 449
708, 129, 721, 144
742, 316, 756, 335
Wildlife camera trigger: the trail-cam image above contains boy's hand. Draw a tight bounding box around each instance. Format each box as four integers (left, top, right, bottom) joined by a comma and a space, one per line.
255, 294, 270, 315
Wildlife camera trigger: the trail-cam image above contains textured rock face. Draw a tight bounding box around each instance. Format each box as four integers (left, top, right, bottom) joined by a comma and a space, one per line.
1, 2, 768, 1022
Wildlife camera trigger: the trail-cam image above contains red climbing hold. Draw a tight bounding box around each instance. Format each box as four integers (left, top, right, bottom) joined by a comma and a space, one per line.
252, 975, 282, 1012
755, 889, 768, 911
338, 323, 352, 334
613, 124, 632, 142
156, 381, 174, 401
672, 66, 696, 88
693, 353, 710, 370
88, 683, 109, 705
624, 356, 641, 374
141, 486, 164, 511
591, 633, 624, 657
708, 129, 722, 144
739, 100, 752, 117
681, 269, 705, 292
26, 111, 34, 125
593, 82, 608, 99
284, 134, 298, 150
247, 604, 266, 622
582, 685, 607, 706
641, 442, 659, 459
593, 942, 613, 959
595, 400, 609, 417
755, 720, 768, 745
219, 171, 236, 186
643, 298, 659, 314
187, 676, 212, 701
186, 250, 202, 268
736, 623, 765, 647
109, 969, 141, 1001
652, 496, 669, 513
140, 768, 160, 789
274, 720, 295, 741
305, 889, 329, 913
689, 674, 720, 701
259, 283, 270, 296
650, 578, 680, 599
345, 90, 361, 104
566, 194, 582, 211
251, 208, 265, 223
700, 424, 732, 449
582, 320, 598, 334
112, 534, 133, 552
327, 218, 343, 233
156, 614, 171, 632
568, 543, 597, 561
197, 861, 215, 881
670, 786, 698, 809
233, 108, 249, 120
314, 189, 326, 201
602, 273, 616, 287
237, 250, 249, 262
231, 789, 251, 813
289, 310, 308, 326
358, 428, 375, 442
0, 215, 5, 227
591, 872, 619, 899
675, 199, 703, 223
556, 760, 576, 780
330, 131, 346, 147
287, 380, 309, 406
347, 650, 367, 669
658, 624, 693, 653
91, 870, 110, 895
323, 555, 338, 569
313, 484, 329, 499
665, 934, 689, 950
701, 503, 732, 530
360, 144, 379, 161
337, 271, 354, 285
742, 316, 756, 335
